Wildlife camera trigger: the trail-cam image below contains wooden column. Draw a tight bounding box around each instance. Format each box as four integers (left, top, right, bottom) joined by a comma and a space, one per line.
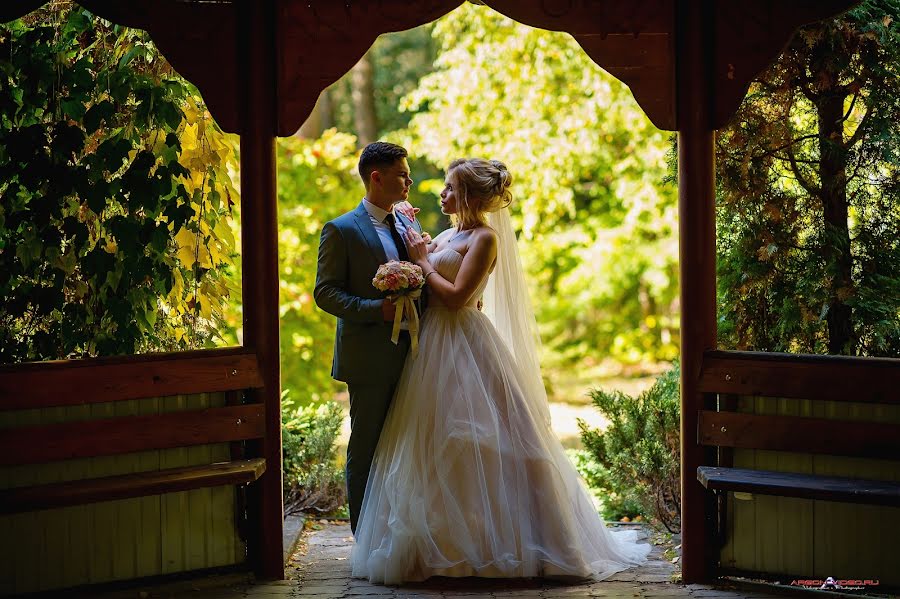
676, 0, 718, 584
238, 0, 284, 580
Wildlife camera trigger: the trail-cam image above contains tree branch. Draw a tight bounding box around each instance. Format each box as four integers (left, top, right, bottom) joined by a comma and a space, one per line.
754, 134, 819, 161
846, 103, 874, 149
786, 143, 821, 196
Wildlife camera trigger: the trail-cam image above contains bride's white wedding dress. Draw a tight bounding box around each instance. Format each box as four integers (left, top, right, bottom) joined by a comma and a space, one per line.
351, 243, 650, 584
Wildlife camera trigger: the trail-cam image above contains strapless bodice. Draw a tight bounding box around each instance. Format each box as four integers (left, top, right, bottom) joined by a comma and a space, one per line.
427, 248, 487, 309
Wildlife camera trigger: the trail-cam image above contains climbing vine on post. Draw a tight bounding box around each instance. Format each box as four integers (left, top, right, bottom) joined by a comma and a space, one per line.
0, 5, 239, 362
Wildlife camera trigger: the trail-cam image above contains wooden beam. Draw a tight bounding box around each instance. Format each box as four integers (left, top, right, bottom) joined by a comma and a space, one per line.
699, 350, 900, 404
0, 404, 265, 466
698, 410, 900, 459
0, 458, 266, 514
240, 0, 284, 581
697, 466, 900, 507
676, 0, 717, 584
0, 348, 262, 410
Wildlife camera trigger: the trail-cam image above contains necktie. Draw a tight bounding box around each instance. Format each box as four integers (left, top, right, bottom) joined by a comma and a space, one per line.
385, 213, 410, 262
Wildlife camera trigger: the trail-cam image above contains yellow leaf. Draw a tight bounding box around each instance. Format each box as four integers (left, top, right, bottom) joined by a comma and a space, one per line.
170, 268, 184, 300
214, 217, 235, 249
180, 123, 199, 152
175, 227, 200, 266
198, 295, 212, 320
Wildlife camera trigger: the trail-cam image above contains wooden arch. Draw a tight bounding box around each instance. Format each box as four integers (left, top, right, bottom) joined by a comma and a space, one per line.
2, 0, 862, 588
3, 0, 856, 134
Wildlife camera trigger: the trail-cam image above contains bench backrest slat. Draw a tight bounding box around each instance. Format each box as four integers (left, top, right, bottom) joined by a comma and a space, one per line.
0, 348, 263, 410
698, 409, 900, 459
0, 404, 265, 466
699, 350, 900, 404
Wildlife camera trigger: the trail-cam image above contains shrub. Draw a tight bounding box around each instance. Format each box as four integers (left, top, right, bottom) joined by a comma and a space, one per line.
282, 392, 346, 516
577, 363, 681, 532
568, 448, 646, 522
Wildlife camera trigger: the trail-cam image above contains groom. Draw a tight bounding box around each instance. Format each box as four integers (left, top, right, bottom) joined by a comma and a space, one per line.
314, 141, 423, 534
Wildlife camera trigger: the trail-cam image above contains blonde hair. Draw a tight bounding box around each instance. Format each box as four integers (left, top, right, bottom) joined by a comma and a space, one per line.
447, 158, 513, 230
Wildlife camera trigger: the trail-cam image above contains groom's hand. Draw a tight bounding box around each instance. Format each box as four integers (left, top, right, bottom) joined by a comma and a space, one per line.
381, 299, 396, 321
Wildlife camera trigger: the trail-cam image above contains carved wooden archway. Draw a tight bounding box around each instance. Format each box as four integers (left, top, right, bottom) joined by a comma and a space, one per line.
2, 0, 855, 135
2, 0, 859, 585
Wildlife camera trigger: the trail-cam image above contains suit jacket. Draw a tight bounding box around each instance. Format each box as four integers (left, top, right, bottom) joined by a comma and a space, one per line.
314, 201, 423, 384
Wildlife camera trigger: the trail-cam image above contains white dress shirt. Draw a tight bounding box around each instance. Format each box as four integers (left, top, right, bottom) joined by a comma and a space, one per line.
362, 198, 407, 262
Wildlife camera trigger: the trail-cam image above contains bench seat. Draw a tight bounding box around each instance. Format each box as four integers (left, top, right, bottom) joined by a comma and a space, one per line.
697, 465, 900, 507
0, 458, 266, 514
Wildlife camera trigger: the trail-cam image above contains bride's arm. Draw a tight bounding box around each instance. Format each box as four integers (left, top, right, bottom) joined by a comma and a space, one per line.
405, 227, 497, 310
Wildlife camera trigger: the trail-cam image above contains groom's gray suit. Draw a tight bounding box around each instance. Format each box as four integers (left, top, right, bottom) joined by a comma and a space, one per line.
314, 200, 422, 533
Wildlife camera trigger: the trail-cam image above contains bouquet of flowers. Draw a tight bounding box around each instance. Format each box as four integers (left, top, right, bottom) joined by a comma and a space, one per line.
373, 260, 425, 356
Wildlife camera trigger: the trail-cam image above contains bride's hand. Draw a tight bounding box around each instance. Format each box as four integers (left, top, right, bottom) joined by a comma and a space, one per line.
403, 228, 429, 266
394, 201, 420, 222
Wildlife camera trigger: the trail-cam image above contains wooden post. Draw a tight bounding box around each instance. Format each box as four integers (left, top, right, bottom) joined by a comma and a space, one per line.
238, 0, 284, 580
676, 0, 717, 584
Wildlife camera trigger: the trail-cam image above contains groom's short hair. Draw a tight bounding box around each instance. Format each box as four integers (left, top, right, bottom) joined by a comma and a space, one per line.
359, 142, 408, 188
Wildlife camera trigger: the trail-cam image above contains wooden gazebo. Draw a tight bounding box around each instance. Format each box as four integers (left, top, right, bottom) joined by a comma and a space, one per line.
4, 0, 898, 595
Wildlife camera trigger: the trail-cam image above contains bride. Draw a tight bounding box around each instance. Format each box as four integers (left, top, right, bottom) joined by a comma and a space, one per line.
350, 158, 650, 584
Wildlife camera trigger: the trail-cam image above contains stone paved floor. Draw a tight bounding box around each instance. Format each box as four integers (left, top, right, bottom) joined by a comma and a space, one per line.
85, 522, 827, 598
219, 522, 784, 599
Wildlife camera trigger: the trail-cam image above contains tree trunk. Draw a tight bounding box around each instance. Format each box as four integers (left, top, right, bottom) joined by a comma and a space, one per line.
296, 94, 322, 139
319, 88, 334, 131
816, 88, 856, 355
350, 50, 378, 147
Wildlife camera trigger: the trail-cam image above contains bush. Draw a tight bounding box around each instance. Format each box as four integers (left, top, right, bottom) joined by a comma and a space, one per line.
577, 363, 681, 532
568, 448, 646, 522
282, 392, 346, 516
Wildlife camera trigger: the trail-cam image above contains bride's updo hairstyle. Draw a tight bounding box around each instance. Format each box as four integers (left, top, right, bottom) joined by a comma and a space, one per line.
447, 158, 513, 230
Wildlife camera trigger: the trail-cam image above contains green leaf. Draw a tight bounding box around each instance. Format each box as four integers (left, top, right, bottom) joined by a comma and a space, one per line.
84, 100, 115, 133
158, 101, 182, 131
60, 98, 86, 121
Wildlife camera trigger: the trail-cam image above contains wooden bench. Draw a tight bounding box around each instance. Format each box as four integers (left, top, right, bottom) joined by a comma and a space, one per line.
0, 347, 268, 514
695, 350, 900, 509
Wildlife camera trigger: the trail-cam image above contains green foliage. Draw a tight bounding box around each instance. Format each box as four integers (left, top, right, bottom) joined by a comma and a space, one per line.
272, 131, 362, 403
396, 4, 679, 368
568, 448, 645, 522
0, 7, 238, 361
716, 0, 900, 356
282, 391, 346, 515
325, 25, 437, 138
577, 363, 681, 532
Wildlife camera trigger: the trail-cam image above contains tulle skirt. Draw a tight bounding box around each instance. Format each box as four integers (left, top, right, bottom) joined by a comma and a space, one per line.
350, 306, 650, 584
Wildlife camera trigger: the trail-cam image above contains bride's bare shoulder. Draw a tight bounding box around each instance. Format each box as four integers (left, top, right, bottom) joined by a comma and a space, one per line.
466, 227, 498, 258
472, 226, 498, 245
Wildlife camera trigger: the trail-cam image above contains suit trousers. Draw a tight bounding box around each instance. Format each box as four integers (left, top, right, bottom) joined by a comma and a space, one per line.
346, 381, 396, 534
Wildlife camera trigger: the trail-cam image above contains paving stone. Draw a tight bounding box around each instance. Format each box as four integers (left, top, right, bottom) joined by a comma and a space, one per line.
296, 584, 350, 595
636, 575, 675, 583
640, 585, 692, 596
345, 586, 398, 595
176, 591, 248, 599
241, 589, 296, 597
